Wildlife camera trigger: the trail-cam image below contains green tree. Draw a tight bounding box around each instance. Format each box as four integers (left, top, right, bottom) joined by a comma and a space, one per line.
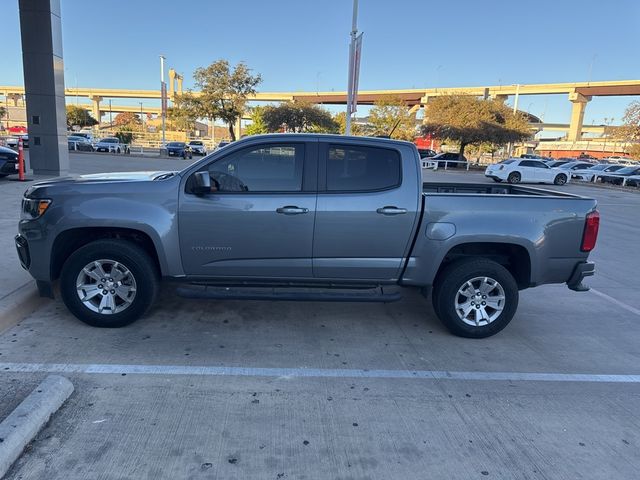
262, 100, 337, 133
368, 98, 417, 141
333, 111, 364, 135
192, 59, 262, 141
244, 106, 269, 136
620, 101, 640, 150
114, 112, 141, 128
420, 95, 532, 159
66, 105, 98, 128
168, 94, 199, 132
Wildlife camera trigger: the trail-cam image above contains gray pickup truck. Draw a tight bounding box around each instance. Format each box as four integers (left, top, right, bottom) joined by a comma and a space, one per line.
15, 134, 599, 338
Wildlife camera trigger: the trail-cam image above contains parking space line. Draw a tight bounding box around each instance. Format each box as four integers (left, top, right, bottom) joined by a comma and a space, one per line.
1, 362, 640, 383
590, 288, 640, 316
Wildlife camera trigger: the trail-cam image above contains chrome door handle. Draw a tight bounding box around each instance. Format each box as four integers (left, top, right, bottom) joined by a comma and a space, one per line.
276, 206, 309, 215
376, 206, 407, 215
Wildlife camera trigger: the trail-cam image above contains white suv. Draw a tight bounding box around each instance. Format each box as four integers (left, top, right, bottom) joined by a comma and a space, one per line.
485, 159, 569, 185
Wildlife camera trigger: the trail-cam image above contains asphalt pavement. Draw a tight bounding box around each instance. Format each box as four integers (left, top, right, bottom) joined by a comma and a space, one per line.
1, 154, 639, 479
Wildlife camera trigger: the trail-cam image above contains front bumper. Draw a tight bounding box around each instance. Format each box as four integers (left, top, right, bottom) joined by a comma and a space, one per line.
567, 261, 595, 292
0, 160, 18, 174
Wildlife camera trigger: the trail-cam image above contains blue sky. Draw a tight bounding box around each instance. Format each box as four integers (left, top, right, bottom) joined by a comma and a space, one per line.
2, 0, 639, 129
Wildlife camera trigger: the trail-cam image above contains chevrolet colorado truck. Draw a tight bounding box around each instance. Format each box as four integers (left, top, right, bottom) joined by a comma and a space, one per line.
15, 134, 599, 338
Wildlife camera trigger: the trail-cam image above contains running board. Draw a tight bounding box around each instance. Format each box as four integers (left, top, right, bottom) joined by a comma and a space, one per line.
175, 285, 402, 303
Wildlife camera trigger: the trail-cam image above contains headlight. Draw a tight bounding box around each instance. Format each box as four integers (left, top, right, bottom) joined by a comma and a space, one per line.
22, 198, 52, 219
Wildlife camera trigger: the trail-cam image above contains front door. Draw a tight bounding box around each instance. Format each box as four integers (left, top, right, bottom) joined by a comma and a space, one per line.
313, 142, 419, 280
179, 141, 317, 278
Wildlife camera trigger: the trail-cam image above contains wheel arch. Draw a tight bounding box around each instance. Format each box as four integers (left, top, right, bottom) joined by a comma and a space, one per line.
434, 241, 532, 290
50, 227, 164, 281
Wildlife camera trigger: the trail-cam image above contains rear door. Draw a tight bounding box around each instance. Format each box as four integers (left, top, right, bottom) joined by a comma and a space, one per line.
313, 141, 420, 280
518, 160, 540, 181
179, 141, 317, 278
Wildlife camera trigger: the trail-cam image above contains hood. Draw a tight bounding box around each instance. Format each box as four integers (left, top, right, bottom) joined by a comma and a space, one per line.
25, 171, 178, 195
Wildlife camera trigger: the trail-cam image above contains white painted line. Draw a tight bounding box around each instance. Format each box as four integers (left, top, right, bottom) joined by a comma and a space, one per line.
590, 288, 640, 317
1, 362, 640, 383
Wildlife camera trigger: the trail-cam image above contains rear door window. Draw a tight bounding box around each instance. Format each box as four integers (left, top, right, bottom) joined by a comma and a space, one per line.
326, 145, 401, 192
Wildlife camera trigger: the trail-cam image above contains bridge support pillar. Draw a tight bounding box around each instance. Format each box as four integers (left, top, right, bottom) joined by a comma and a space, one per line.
568, 92, 591, 142
90, 96, 102, 123
18, 0, 69, 175
491, 94, 509, 103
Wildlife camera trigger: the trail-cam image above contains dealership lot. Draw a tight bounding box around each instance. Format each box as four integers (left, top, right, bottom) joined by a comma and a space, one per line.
1, 155, 640, 479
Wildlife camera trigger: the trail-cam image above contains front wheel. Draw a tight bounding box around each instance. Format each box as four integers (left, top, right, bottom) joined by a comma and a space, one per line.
554, 174, 567, 185
60, 239, 159, 327
431, 258, 519, 338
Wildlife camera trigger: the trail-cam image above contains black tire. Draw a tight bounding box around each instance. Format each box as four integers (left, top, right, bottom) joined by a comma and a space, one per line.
432, 258, 519, 338
60, 239, 159, 328
554, 174, 567, 185
507, 172, 521, 184
116, 148, 121, 154
491, 178, 502, 183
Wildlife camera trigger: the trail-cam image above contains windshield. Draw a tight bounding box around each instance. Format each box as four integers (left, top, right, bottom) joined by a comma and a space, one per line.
168, 142, 183, 147
500, 159, 515, 164
101, 138, 117, 143
189, 141, 203, 145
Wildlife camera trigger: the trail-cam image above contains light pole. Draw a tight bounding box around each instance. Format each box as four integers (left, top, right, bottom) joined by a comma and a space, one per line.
160, 55, 167, 148
139, 102, 144, 133
109, 99, 112, 127
345, 0, 359, 135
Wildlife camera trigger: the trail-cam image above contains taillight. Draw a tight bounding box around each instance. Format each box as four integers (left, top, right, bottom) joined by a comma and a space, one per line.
581, 210, 599, 252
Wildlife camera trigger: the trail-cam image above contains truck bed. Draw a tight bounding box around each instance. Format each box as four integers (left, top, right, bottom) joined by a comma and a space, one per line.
422, 182, 580, 197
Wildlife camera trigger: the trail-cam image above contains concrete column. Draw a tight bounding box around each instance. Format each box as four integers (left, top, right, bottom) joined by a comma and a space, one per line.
420, 96, 431, 124
168, 68, 176, 101
18, 0, 68, 175
177, 76, 183, 96
568, 92, 591, 142
90, 96, 102, 123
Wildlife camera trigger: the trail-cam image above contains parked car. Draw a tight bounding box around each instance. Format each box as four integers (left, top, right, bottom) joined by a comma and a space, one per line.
557, 161, 595, 174
0, 145, 19, 177
15, 134, 599, 338
485, 158, 569, 185
95, 137, 126, 153
572, 164, 625, 182
598, 166, 640, 184
417, 148, 437, 159
625, 175, 640, 187
166, 142, 193, 159
73, 132, 95, 144
546, 159, 574, 168
6, 135, 28, 149
68, 135, 94, 152
187, 140, 207, 156
430, 152, 468, 168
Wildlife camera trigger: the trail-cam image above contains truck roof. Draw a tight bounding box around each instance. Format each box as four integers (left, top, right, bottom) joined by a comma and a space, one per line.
241, 133, 416, 148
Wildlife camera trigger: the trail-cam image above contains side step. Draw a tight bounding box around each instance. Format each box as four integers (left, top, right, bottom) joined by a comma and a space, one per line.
176, 285, 403, 303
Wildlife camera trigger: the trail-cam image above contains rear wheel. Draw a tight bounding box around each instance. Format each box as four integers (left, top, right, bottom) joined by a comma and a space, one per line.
507, 172, 521, 184
432, 258, 519, 338
554, 174, 567, 185
60, 239, 159, 328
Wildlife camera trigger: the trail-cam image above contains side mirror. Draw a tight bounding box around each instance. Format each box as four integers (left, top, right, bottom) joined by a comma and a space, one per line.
193, 171, 211, 195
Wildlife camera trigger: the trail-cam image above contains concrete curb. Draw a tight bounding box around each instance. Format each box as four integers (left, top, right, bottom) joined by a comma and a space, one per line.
0, 375, 74, 478
0, 281, 50, 335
